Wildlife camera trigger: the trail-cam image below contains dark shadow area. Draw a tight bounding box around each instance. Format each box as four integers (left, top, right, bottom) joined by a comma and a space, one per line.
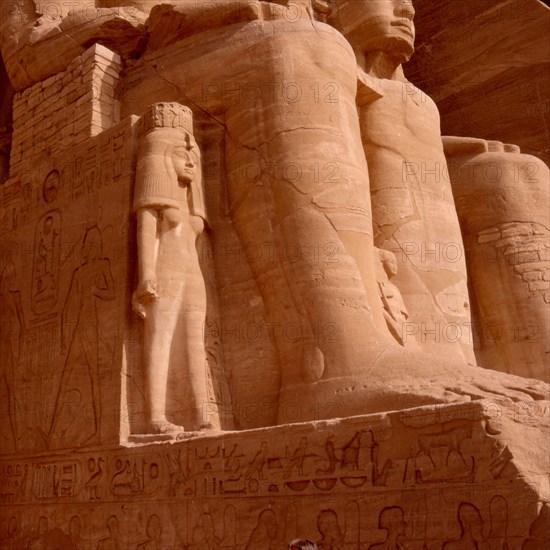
406, 0, 550, 165
0, 53, 14, 184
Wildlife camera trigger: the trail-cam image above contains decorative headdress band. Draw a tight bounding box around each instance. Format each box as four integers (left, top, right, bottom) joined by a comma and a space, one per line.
143, 102, 194, 133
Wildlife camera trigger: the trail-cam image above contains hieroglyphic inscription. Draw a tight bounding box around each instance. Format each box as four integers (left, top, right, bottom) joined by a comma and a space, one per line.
31, 210, 61, 315
64, 126, 129, 204
31, 461, 79, 500
109, 454, 163, 497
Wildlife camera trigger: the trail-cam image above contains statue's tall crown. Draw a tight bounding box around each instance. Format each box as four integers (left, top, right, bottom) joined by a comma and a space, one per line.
144, 102, 193, 133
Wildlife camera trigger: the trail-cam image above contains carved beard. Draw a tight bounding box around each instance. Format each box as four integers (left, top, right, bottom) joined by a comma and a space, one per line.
354, 30, 415, 66
377, 34, 415, 63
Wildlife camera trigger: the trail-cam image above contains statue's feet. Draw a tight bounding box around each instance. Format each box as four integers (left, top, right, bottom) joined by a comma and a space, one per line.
146, 420, 184, 435
197, 421, 216, 432
277, 344, 550, 423
372, 347, 549, 406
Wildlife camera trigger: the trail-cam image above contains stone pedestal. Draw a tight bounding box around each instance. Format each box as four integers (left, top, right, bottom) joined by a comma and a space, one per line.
1, 400, 548, 548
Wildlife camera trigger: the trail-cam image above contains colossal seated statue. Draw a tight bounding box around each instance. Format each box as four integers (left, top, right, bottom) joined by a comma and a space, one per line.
1, 0, 549, 545
334, 0, 475, 363
0, 0, 548, 431
326, 0, 549, 382
136, 0, 547, 421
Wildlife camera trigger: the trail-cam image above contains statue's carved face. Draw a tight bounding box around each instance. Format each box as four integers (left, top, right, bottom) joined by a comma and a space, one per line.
383, 255, 398, 278
328, 0, 415, 61
172, 133, 200, 185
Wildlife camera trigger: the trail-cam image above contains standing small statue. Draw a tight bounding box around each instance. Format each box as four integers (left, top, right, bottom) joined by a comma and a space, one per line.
376, 249, 410, 347
133, 102, 216, 434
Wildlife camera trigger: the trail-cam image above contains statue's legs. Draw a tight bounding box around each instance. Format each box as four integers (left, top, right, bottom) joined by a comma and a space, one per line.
360, 88, 475, 363
142, 293, 183, 433
214, 19, 400, 421
81, 335, 101, 443
171, 264, 220, 430
144, 212, 218, 432
225, 126, 393, 422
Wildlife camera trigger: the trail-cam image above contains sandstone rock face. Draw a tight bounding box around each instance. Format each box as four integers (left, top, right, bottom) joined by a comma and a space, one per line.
406, 0, 550, 167
0, 0, 548, 545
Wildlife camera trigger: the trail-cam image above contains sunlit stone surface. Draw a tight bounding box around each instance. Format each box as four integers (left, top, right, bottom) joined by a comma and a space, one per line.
1, 1, 548, 546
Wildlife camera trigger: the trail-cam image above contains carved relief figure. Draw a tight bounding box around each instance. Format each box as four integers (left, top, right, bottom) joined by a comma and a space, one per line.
369, 506, 408, 550
32, 464, 56, 499
165, 450, 187, 497
522, 504, 549, 549
246, 509, 282, 550
97, 516, 121, 550
110, 456, 163, 496
68, 516, 82, 550
133, 102, 217, 434
341, 431, 363, 470
0, 516, 18, 550
376, 249, 410, 346
410, 423, 475, 484
48, 226, 114, 446
316, 436, 338, 475
188, 513, 221, 550
244, 441, 269, 480
27, 517, 49, 550
84, 457, 104, 501
18, 464, 29, 502
316, 509, 344, 550
137, 515, 162, 550
443, 503, 490, 550
43, 169, 60, 204
488, 495, 508, 549
31, 211, 61, 315
284, 437, 309, 477
0, 261, 25, 449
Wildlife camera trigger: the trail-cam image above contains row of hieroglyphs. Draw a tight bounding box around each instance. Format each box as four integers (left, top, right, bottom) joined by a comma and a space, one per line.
0, 496, 547, 548
0, 407, 520, 504
1, 123, 131, 234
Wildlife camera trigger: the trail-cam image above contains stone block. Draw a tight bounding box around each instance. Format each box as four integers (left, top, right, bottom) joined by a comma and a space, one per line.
528, 280, 550, 292
0, 400, 548, 548
82, 43, 122, 66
